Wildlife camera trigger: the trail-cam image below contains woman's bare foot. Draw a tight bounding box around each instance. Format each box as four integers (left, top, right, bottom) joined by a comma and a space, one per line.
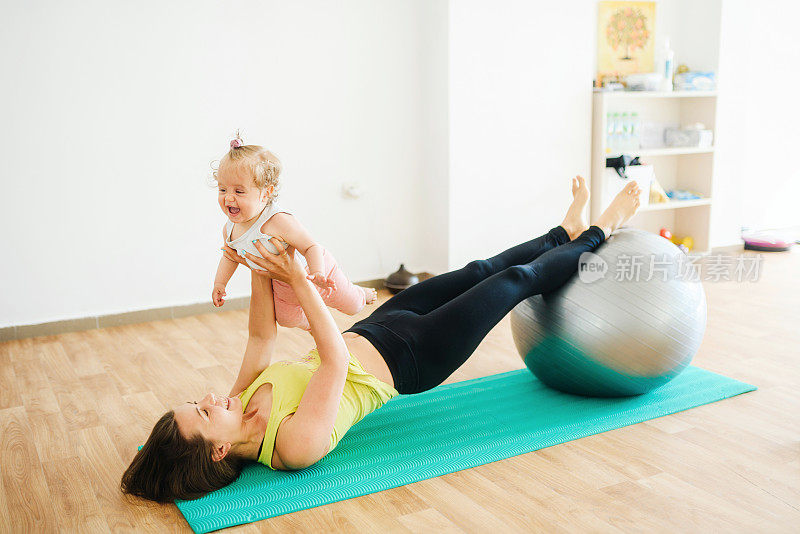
594, 181, 642, 239
363, 286, 378, 305
560, 175, 590, 240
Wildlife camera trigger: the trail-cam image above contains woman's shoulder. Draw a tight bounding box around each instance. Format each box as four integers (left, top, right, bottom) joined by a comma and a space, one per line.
267, 412, 297, 470
248, 355, 316, 468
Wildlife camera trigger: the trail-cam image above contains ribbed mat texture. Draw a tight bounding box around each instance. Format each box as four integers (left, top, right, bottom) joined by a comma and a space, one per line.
175, 366, 755, 533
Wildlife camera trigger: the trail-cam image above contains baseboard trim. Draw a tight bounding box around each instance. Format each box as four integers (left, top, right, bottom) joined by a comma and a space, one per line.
1, 296, 252, 342
1, 277, 416, 342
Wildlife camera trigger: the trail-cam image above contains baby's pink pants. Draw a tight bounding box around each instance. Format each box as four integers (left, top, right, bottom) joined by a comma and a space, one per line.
271, 248, 366, 330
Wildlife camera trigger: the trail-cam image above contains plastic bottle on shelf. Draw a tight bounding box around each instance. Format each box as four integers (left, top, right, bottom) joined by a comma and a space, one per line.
620, 112, 630, 152
630, 112, 641, 150
608, 112, 620, 152
612, 112, 624, 153
661, 38, 675, 92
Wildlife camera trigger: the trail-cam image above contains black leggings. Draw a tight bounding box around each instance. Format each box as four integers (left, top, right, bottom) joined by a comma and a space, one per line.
345, 225, 606, 394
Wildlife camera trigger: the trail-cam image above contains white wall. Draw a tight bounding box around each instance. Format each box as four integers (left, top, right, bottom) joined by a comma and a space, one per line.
713, 0, 800, 245
3, 0, 798, 328
448, 0, 596, 269
668, 0, 721, 73
417, 0, 451, 274
0, 0, 441, 327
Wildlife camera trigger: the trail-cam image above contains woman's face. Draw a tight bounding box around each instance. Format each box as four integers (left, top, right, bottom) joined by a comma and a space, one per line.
173, 392, 244, 446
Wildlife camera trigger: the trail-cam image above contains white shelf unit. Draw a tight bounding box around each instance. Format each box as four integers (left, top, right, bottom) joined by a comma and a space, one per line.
637, 146, 714, 157
590, 91, 718, 253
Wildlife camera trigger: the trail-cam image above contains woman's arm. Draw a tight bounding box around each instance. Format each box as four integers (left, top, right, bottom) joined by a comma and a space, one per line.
277, 271, 349, 467
241, 239, 350, 468
219, 245, 279, 397
228, 271, 278, 396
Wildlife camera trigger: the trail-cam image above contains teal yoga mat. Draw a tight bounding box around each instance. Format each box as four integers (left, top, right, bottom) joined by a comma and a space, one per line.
175, 366, 755, 533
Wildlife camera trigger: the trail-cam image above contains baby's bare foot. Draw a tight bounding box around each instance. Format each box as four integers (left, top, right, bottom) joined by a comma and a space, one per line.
364, 287, 378, 305
560, 175, 590, 240
594, 181, 642, 239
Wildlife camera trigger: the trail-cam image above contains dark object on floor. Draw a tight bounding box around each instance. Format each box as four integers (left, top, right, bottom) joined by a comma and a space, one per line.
384, 264, 419, 294
744, 241, 793, 252
742, 230, 794, 252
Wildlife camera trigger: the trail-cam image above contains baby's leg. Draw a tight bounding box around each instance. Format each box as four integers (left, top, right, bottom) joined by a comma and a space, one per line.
320, 250, 368, 315
271, 280, 311, 330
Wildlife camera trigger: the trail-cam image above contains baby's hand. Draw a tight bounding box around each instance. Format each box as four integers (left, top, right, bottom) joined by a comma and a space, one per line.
212, 284, 227, 307
307, 272, 337, 292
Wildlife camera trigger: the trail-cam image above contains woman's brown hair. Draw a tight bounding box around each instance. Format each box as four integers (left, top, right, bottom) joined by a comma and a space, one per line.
121, 411, 244, 503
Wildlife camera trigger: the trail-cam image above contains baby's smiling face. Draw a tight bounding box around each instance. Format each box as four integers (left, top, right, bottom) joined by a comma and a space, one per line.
216, 158, 272, 223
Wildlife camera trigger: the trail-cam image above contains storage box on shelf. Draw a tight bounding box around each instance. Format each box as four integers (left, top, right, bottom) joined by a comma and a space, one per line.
590, 90, 718, 254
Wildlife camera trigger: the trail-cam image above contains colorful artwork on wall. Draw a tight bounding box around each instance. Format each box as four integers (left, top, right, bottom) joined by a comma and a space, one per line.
597, 1, 655, 82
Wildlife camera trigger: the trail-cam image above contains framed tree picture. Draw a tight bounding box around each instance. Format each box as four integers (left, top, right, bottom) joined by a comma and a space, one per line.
597, 1, 655, 82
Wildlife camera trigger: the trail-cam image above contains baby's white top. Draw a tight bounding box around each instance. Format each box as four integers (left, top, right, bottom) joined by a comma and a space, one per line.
225, 201, 307, 271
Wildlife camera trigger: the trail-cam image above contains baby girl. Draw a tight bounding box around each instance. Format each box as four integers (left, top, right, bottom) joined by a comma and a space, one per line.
212, 133, 377, 330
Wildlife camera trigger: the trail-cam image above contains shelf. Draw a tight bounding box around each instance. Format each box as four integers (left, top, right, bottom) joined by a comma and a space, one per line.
606, 146, 715, 157
591, 88, 717, 253
636, 146, 714, 157
639, 198, 712, 212
595, 90, 718, 99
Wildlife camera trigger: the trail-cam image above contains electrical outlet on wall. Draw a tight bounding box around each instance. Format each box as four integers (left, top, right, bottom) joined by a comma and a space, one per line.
341, 182, 362, 199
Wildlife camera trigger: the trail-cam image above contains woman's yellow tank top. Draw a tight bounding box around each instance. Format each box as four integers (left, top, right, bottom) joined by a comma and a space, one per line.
237, 349, 398, 469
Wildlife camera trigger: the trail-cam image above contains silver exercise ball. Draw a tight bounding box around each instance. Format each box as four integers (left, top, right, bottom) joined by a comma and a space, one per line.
511, 228, 707, 397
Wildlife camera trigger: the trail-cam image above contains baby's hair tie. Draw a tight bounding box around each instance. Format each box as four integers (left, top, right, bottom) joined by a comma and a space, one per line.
230, 129, 244, 149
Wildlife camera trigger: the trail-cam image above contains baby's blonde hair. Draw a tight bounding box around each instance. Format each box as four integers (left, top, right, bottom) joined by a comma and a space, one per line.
216, 144, 282, 204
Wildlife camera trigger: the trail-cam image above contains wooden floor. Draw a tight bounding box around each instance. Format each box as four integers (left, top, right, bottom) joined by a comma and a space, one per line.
1, 248, 798, 533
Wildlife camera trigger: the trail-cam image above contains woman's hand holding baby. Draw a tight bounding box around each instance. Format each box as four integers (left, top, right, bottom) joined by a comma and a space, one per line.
220, 241, 303, 284
233, 238, 308, 286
